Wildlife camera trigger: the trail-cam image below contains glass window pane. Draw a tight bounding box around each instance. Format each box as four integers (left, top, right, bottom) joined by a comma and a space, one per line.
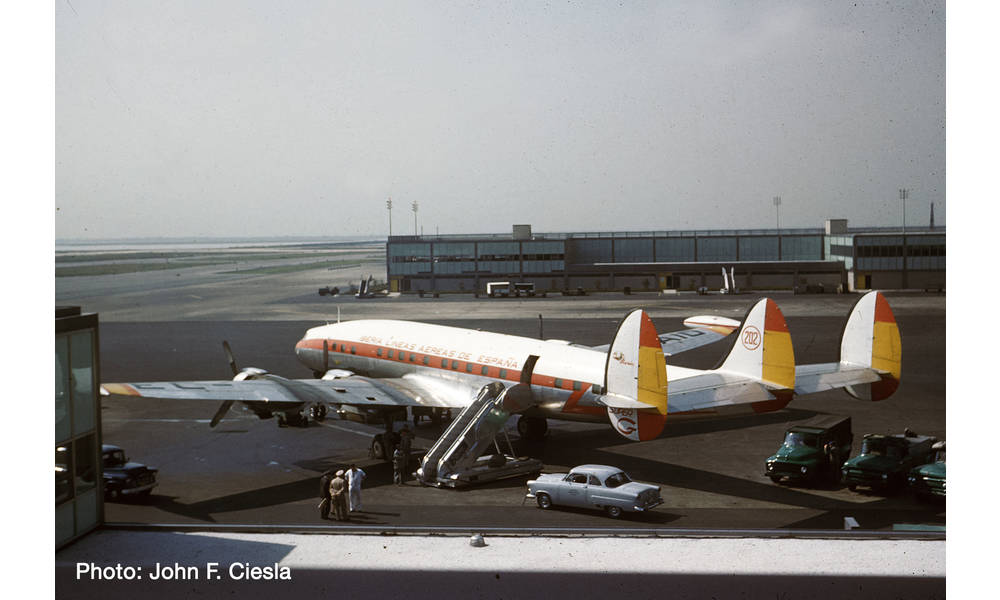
71, 330, 95, 435
74, 435, 97, 494
56, 444, 73, 504
55, 336, 71, 442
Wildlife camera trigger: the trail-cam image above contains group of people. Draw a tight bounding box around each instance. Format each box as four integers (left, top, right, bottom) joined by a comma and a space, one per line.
319, 464, 366, 521
318, 426, 418, 521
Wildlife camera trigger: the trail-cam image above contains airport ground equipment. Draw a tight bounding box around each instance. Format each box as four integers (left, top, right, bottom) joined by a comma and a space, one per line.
764, 415, 852, 485
908, 441, 946, 499
525, 464, 663, 518
842, 430, 938, 493
416, 382, 542, 488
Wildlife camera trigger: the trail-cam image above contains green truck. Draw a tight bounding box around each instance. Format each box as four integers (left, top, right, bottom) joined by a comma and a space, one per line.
764, 415, 853, 485
841, 430, 938, 494
908, 440, 946, 499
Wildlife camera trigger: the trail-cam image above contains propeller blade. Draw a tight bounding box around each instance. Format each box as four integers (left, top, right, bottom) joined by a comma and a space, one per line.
210, 400, 235, 428
223, 341, 239, 376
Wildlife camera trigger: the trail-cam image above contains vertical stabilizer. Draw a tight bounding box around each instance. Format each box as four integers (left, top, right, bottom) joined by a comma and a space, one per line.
604, 310, 668, 441
718, 298, 796, 390
840, 291, 902, 400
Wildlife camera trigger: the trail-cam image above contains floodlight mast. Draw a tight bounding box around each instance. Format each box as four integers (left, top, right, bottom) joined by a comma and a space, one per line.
386, 198, 393, 236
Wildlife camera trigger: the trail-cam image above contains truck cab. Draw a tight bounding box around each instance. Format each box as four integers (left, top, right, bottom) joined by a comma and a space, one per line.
765, 415, 852, 485
908, 440, 946, 499
842, 430, 938, 493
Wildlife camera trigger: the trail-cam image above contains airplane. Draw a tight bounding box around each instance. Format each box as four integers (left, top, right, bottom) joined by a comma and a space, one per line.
102, 291, 901, 485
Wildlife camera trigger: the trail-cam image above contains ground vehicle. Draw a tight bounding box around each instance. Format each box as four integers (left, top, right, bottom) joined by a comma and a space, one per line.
525, 464, 662, 518
764, 415, 852, 485
841, 431, 938, 493
908, 441, 946, 499
486, 281, 535, 297
102, 444, 158, 501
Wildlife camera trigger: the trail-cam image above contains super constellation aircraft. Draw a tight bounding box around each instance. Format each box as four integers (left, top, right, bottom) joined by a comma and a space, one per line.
102, 291, 900, 485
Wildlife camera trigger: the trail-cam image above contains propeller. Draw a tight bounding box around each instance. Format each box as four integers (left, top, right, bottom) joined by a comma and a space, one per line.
211, 341, 240, 428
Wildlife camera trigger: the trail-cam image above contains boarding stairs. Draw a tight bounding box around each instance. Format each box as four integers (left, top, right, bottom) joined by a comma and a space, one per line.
417, 382, 542, 487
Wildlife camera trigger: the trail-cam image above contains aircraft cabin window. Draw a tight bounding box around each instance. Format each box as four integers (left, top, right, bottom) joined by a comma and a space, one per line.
573, 381, 582, 391
376, 348, 383, 357
422, 356, 430, 365
499, 369, 508, 379
466, 363, 474, 373
409, 354, 416, 363
481, 366, 489, 376
441, 359, 448, 368
387, 350, 394, 359
554, 378, 564, 388
452, 361, 459, 370
350, 346, 356, 355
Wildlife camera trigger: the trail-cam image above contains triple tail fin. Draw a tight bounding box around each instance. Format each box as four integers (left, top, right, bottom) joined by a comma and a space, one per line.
840, 291, 902, 401
717, 298, 796, 392
603, 309, 669, 441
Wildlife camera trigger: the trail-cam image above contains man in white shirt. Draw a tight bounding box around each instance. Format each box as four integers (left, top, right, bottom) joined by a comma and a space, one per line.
346, 464, 366, 512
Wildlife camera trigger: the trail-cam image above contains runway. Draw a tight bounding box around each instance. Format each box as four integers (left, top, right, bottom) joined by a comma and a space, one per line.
98, 298, 945, 532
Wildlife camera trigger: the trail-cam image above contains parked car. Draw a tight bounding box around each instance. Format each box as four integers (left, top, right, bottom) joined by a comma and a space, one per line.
841, 430, 937, 494
102, 444, 158, 501
908, 441, 946, 500
525, 464, 662, 518
764, 415, 853, 485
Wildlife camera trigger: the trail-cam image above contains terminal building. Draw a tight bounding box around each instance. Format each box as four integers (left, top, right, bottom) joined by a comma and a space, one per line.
386, 220, 945, 295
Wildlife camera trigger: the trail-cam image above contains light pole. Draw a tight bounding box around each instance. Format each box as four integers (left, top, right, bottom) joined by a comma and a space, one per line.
773, 196, 781, 231
899, 188, 908, 234
411, 201, 419, 235
386, 198, 392, 236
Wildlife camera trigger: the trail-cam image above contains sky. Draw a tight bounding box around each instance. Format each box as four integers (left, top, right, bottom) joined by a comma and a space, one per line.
54, 1, 945, 240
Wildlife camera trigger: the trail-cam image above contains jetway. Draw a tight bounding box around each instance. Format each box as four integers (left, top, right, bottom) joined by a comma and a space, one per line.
416, 382, 542, 488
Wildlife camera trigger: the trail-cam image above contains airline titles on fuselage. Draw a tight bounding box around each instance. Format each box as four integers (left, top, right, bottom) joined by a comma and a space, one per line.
359, 335, 520, 369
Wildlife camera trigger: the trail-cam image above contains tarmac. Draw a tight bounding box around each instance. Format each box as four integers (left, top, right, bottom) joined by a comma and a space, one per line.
55, 254, 949, 597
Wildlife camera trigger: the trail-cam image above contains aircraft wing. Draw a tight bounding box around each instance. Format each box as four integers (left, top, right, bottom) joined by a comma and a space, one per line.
591, 315, 740, 356
101, 374, 473, 409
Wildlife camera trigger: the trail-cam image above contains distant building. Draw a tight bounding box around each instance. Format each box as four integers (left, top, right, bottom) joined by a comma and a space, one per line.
386, 221, 944, 294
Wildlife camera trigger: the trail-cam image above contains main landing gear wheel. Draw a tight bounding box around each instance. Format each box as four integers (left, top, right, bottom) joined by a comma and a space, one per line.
536, 493, 552, 509
310, 404, 328, 421
517, 416, 548, 441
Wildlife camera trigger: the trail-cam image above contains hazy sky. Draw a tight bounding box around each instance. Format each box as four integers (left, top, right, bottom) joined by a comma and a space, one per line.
55, 1, 945, 239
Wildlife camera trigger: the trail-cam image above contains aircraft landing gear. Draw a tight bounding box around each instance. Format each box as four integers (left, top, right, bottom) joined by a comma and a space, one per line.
517, 416, 548, 441
309, 403, 328, 421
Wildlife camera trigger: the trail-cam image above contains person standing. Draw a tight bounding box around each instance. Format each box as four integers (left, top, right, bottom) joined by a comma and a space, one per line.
329, 470, 348, 521
347, 464, 366, 512
392, 448, 405, 485
318, 469, 334, 520
399, 425, 414, 468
